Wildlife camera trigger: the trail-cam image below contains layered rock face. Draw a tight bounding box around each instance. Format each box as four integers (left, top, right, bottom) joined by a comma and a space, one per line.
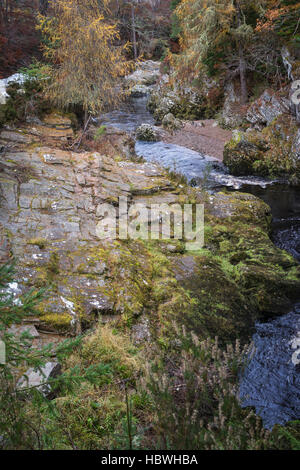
1, 113, 299, 344
124, 61, 161, 97
223, 63, 300, 182
147, 72, 223, 123
0, 113, 177, 335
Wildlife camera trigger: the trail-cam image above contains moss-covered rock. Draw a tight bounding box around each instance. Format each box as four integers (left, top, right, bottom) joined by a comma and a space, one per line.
148, 81, 224, 123
136, 124, 159, 142
205, 192, 300, 315
223, 116, 300, 183
162, 113, 182, 131
1, 113, 299, 347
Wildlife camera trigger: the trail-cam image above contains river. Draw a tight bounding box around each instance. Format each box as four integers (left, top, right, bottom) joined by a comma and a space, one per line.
99, 95, 300, 429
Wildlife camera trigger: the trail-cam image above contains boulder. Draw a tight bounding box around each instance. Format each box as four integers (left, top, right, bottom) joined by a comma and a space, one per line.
125, 60, 160, 94
162, 113, 182, 131
0, 73, 25, 105
8, 324, 40, 338
17, 362, 62, 397
223, 130, 270, 176
130, 84, 151, 97
246, 89, 290, 129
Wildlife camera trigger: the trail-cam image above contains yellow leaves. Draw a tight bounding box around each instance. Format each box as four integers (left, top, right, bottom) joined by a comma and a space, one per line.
38, 0, 132, 115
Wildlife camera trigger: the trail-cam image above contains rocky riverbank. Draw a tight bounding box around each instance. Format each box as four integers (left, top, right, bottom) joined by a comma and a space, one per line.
132, 60, 300, 185
0, 111, 299, 348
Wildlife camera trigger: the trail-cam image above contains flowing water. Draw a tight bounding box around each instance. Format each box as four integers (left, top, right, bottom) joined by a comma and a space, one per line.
98, 96, 155, 132
101, 96, 300, 428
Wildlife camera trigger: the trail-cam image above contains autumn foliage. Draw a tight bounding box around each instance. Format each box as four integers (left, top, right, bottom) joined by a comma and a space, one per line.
256, 1, 300, 36
37, 0, 132, 120
0, 0, 41, 77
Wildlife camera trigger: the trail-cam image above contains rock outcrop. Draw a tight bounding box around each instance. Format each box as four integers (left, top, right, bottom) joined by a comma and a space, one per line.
223, 115, 300, 183
125, 61, 161, 97
0, 73, 25, 105
220, 81, 246, 129
246, 89, 290, 130
147, 73, 222, 123
17, 362, 62, 398
0, 114, 177, 334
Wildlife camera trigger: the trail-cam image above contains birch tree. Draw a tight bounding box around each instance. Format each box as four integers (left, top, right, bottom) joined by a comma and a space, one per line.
37, 0, 132, 124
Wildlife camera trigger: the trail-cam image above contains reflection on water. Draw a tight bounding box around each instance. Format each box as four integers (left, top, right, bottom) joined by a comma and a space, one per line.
239, 184, 300, 262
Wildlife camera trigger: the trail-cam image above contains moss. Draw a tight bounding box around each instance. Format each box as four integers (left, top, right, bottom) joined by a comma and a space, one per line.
48, 252, 60, 275
27, 238, 48, 249
93, 126, 107, 140
204, 209, 300, 316
223, 116, 300, 182
39, 312, 72, 333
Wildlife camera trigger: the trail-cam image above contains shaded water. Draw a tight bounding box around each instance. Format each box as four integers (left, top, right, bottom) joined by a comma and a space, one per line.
239, 308, 300, 429
103, 96, 300, 428
242, 184, 300, 262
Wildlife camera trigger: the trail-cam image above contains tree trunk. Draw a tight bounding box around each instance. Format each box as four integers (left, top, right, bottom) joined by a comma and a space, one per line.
131, 3, 137, 61
84, 109, 89, 129
235, 1, 248, 105
239, 43, 247, 105
39, 0, 49, 15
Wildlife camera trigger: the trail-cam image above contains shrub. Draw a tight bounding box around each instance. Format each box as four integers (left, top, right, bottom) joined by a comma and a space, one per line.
140, 327, 300, 450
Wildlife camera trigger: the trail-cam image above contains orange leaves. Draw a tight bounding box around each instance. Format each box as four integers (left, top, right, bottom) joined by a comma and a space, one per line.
256, 7, 288, 32
255, 2, 300, 33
